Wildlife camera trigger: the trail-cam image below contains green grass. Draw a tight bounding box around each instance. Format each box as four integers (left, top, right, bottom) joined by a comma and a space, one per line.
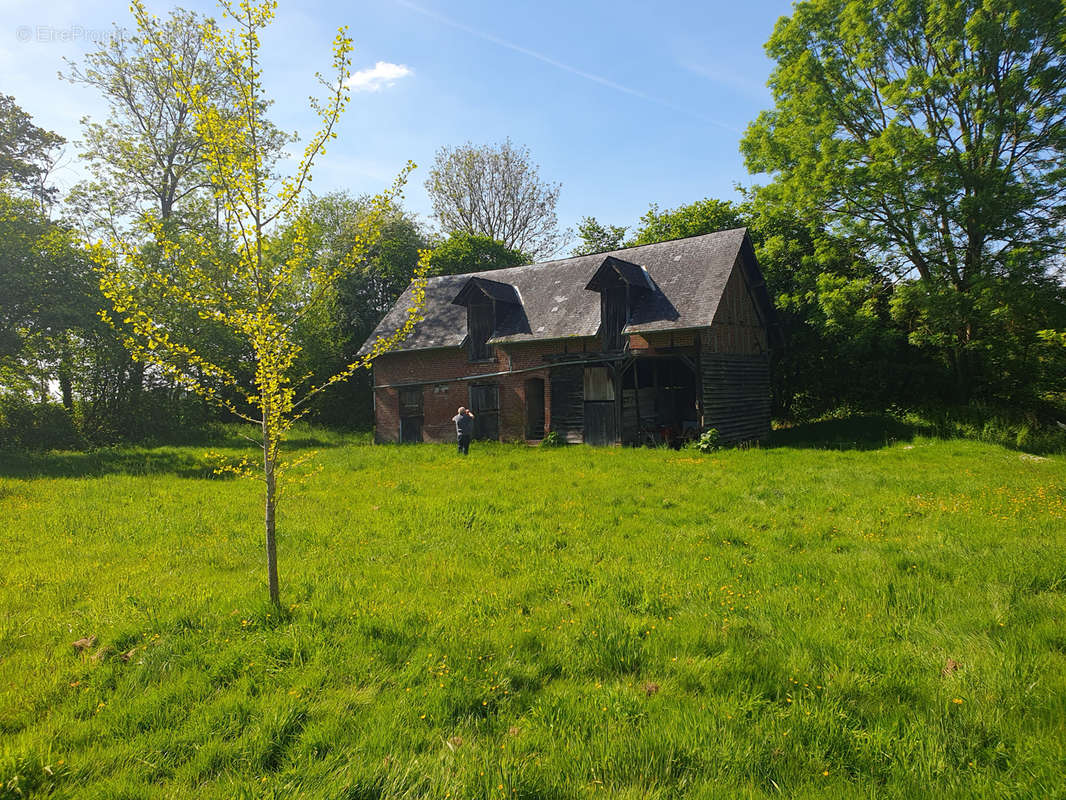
1, 425, 1064, 799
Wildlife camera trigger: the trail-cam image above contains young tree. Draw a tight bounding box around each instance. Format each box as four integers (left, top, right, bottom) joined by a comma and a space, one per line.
91, 0, 428, 606
742, 0, 1066, 401
425, 138, 566, 259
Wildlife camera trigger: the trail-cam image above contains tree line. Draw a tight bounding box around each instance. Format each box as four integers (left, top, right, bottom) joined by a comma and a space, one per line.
2, 0, 1065, 452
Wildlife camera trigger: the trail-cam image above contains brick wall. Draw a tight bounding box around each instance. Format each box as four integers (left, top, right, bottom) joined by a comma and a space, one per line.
372, 340, 571, 443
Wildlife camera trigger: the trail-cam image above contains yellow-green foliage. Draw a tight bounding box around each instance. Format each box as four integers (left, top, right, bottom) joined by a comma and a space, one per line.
88, 0, 428, 602
0, 430, 1063, 798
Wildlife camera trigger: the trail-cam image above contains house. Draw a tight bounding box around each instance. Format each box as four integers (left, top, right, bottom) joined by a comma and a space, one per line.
358, 229, 779, 446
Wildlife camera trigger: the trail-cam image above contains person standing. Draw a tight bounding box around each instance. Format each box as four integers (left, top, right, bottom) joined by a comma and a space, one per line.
453, 406, 475, 455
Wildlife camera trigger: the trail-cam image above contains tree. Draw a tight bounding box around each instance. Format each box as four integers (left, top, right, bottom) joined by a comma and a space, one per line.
608, 194, 907, 417
0, 94, 64, 209
63, 11, 267, 438
628, 198, 746, 247
571, 217, 627, 256
425, 139, 566, 259
63, 9, 288, 235
0, 190, 97, 404
274, 192, 431, 427
741, 0, 1066, 401
427, 231, 529, 276
91, 0, 428, 606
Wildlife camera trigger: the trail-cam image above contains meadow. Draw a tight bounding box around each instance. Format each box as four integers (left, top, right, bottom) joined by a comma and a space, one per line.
1, 421, 1064, 799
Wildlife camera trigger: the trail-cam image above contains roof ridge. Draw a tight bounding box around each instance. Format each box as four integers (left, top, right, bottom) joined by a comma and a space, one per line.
423, 228, 748, 285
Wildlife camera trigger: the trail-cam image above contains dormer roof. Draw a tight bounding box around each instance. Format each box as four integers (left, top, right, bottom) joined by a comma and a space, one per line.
451, 276, 522, 307
583, 255, 655, 293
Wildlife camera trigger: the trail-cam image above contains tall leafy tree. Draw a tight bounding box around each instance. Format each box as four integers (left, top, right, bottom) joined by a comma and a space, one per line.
0, 94, 64, 209
275, 192, 431, 427
62, 9, 285, 233
629, 198, 746, 246
0, 191, 96, 403
597, 195, 903, 416
571, 216, 627, 256
742, 0, 1066, 401
92, 0, 427, 606
62, 10, 266, 435
425, 138, 566, 259
427, 232, 529, 276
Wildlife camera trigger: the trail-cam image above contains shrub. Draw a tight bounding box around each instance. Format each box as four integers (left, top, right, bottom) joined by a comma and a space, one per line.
540, 430, 564, 447
0, 396, 83, 451
690, 428, 720, 454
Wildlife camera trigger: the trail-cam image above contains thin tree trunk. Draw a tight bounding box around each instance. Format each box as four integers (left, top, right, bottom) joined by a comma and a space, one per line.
263, 421, 280, 606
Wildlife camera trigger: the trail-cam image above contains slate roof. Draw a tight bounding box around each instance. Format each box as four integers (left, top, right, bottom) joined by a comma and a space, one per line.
358, 228, 763, 356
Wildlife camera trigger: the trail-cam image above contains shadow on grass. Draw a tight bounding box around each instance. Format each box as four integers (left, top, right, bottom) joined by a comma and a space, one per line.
0, 431, 351, 480
768, 414, 925, 451
0, 449, 230, 480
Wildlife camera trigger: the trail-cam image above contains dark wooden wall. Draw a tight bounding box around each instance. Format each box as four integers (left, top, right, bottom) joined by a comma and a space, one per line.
549, 364, 585, 443
700, 352, 771, 443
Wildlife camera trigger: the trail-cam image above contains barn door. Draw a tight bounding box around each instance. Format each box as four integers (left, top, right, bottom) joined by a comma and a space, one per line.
469, 383, 499, 440
524, 377, 545, 440
398, 386, 423, 443
583, 367, 617, 445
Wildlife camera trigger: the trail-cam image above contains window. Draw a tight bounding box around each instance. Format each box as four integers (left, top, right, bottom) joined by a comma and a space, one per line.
600, 286, 628, 352
467, 297, 494, 362
583, 366, 615, 401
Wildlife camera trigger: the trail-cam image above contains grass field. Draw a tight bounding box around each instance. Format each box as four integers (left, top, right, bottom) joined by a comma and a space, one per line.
1, 421, 1064, 799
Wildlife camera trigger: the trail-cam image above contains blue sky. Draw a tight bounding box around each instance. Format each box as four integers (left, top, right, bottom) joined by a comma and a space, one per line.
2, 0, 794, 245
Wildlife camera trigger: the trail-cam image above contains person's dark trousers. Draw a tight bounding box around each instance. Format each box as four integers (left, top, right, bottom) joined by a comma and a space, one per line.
457, 434, 470, 455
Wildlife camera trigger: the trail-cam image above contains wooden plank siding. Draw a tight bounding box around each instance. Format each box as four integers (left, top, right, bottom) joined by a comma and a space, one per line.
549, 364, 585, 443
700, 352, 771, 443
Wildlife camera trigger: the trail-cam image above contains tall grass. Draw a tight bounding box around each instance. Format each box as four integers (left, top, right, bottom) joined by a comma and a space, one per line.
0, 428, 1063, 798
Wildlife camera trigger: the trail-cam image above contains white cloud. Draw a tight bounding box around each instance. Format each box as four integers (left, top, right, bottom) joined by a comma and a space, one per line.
345, 61, 413, 92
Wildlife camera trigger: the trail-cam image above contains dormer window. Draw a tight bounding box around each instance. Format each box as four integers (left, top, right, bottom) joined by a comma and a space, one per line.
584, 256, 654, 352
601, 286, 627, 352
451, 277, 523, 362
467, 295, 494, 361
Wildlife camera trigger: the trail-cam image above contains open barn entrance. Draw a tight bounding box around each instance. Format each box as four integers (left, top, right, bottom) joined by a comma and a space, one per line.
621, 357, 699, 447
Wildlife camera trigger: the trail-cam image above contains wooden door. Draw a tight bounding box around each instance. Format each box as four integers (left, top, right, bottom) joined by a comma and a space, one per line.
398, 386, 423, 443
469, 383, 499, 440
524, 378, 545, 440
583, 367, 617, 445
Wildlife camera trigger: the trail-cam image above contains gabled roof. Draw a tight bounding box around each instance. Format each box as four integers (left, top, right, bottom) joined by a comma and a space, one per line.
358, 228, 771, 355
451, 276, 522, 307
584, 255, 654, 292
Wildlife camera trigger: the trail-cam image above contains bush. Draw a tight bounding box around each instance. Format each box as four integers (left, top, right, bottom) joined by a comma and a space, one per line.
690, 428, 720, 454
900, 404, 1066, 455
540, 430, 564, 447
0, 396, 83, 451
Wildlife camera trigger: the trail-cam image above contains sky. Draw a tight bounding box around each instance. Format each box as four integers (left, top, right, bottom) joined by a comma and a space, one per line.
1, 0, 795, 246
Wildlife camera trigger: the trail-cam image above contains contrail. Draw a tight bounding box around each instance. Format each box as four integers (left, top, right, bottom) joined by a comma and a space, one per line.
394, 0, 738, 132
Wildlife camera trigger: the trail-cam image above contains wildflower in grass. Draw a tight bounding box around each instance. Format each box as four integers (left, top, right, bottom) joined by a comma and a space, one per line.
952, 697, 964, 704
